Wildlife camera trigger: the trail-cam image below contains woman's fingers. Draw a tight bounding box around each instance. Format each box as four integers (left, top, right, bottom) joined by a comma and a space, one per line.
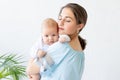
28, 74, 32, 78
27, 62, 40, 74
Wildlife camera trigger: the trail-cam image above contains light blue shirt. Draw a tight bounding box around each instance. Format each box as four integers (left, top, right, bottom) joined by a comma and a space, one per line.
41, 42, 85, 80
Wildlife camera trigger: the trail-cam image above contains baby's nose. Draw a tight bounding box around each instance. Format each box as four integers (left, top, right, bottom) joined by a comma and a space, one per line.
49, 36, 53, 41
49, 36, 52, 39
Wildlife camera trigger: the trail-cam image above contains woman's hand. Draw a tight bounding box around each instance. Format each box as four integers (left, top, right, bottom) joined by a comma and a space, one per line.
26, 59, 40, 75
27, 73, 40, 80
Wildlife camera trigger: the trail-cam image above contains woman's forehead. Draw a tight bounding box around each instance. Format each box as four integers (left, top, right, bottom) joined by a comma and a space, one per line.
60, 8, 75, 19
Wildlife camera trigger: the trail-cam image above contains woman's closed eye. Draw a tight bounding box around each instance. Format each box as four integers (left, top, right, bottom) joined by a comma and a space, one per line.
65, 20, 71, 22
58, 16, 71, 22
65, 18, 72, 22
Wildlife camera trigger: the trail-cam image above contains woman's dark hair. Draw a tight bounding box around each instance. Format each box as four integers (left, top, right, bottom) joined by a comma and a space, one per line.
59, 3, 88, 50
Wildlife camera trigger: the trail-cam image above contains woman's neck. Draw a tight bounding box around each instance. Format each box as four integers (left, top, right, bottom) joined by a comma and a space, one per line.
69, 36, 83, 52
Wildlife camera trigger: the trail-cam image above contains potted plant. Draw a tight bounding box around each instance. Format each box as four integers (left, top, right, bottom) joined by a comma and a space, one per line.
0, 53, 27, 80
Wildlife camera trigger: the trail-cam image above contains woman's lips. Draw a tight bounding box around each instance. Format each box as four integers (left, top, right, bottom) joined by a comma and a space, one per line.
59, 27, 64, 30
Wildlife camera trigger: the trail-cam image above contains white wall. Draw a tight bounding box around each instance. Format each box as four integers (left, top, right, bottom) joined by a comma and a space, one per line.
0, 0, 120, 80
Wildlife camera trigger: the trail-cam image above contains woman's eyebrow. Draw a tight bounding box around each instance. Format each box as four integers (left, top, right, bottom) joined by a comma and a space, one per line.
59, 15, 73, 20
65, 16, 73, 20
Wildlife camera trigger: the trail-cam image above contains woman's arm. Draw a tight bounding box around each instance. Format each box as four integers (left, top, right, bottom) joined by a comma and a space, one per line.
26, 58, 40, 80
26, 58, 40, 75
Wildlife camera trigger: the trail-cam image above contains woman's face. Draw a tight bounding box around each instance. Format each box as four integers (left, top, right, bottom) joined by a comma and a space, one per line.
58, 8, 80, 36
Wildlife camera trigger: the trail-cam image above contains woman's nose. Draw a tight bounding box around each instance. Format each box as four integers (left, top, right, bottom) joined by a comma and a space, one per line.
58, 20, 64, 26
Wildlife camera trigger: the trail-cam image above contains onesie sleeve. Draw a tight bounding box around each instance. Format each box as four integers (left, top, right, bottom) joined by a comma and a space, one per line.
30, 37, 43, 59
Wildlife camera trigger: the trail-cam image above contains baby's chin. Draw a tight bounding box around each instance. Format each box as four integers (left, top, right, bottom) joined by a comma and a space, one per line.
48, 42, 54, 45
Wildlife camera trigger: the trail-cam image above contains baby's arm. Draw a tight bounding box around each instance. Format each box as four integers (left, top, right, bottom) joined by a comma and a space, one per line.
36, 49, 54, 73
36, 49, 55, 66
59, 34, 71, 43
26, 49, 43, 74
36, 49, 47, 59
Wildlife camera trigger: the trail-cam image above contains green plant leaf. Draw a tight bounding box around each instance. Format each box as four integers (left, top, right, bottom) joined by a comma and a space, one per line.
0, 53, 27, 80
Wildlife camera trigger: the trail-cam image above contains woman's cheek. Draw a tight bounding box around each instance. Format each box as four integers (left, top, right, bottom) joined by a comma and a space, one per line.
66, 27, 75, 34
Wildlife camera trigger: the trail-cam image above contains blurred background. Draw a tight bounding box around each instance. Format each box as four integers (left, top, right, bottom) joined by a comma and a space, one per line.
0, 0, 120, 80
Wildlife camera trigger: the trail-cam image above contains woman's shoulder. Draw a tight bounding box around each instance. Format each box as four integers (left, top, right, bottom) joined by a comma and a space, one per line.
48, 42, 84, 54
69, 40, 83, 52
67, 43, 84, 54
48, 42, 68, 50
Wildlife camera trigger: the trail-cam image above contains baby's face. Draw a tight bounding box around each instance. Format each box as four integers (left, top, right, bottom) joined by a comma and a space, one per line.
42, 26, 58, 45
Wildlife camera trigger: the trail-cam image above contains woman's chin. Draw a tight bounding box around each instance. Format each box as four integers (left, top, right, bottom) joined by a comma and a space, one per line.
59, 32, 65, 35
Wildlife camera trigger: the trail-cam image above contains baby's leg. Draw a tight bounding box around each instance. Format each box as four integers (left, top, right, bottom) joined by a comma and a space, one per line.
59, 34, 71, 42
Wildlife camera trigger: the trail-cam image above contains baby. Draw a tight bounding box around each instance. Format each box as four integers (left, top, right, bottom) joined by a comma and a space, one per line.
27, 18, 70, 80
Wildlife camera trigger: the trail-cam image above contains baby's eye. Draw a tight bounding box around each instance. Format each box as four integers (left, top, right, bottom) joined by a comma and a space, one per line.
52, 34, 56, 36
45, 35, 48, 37
58, 16, 62, 20
58, 18, 62, 21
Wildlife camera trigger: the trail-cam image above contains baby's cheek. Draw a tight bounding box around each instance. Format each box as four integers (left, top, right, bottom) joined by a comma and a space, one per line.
55, 37, 59, 42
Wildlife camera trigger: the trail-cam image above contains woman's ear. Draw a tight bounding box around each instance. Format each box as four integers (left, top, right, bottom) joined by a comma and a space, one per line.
77, 23, 84, 33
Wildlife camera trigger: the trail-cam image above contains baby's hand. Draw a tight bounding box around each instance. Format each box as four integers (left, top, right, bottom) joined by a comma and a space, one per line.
37, 49, 46, 59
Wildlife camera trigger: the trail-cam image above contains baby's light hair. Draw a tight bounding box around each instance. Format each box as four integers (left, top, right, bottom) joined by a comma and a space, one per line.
41, 18, 58, 32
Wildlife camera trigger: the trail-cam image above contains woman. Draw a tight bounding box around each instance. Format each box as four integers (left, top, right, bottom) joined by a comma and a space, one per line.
27, 3, 87, 80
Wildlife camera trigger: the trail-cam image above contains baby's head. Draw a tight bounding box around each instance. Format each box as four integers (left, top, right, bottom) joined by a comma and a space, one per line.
41, 18, 59, 45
